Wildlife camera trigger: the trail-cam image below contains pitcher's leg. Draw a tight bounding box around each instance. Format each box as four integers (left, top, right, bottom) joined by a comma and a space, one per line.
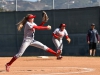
30, 40, 60, 56
15, 41, 31, 58
6, 40, 31, 72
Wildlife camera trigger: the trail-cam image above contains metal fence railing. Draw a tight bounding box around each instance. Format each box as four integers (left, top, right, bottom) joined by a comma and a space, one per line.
0, 0, 100, 12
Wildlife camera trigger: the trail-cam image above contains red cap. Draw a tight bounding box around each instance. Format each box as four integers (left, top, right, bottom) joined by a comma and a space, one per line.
28, 14, 36, 19
61, 23, 66, 27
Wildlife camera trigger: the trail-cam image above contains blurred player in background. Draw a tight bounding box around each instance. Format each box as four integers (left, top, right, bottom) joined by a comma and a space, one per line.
52, 23, 71, 59
87, 23, 99, 56
5, 14, 61, 72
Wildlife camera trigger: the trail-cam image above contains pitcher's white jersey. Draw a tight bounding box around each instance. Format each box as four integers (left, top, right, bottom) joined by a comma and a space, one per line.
24, 21, 37, 40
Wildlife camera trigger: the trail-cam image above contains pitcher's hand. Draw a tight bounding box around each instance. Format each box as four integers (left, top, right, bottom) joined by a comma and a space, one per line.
47, 25, 51, 30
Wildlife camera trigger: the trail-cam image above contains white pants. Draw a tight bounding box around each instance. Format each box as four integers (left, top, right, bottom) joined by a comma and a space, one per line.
52, 37, 63, 54
15, 39, 48, 58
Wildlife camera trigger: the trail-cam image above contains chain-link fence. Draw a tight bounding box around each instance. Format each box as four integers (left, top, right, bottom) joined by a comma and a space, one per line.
0, 0, 100, 12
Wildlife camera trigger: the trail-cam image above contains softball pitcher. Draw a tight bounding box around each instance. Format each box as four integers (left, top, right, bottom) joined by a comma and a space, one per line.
5, 14, 61, 72
52, 23, 71, 59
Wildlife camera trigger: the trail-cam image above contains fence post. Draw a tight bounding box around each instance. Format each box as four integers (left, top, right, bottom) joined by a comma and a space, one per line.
15, 0, 17, 11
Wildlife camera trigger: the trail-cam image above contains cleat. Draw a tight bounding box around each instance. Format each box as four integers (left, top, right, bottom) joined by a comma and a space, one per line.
5, 63, 10, 72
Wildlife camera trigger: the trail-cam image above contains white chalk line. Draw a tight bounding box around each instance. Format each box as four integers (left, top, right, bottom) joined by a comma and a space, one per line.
29, 67, 95, 75
0, 67, 95, 75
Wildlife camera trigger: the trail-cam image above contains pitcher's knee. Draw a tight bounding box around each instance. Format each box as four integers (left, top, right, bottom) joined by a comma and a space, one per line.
44, 46, 48, 51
